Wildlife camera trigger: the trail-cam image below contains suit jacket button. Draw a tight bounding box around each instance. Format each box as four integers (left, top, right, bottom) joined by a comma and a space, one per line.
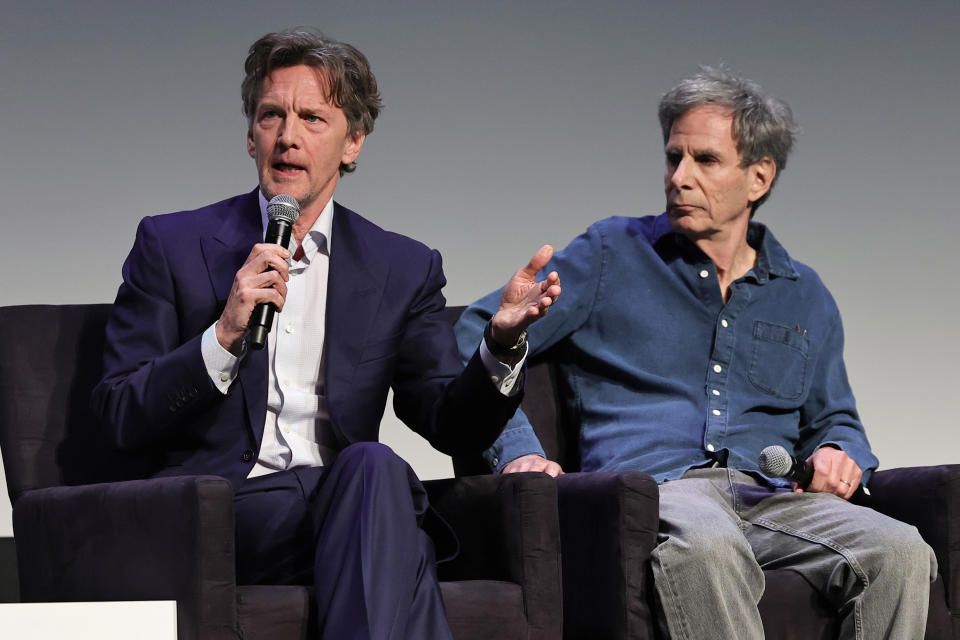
241, 449, 254, 463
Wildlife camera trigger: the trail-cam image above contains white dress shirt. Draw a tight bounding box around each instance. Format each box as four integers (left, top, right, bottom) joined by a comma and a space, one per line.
200, 191, 523, 478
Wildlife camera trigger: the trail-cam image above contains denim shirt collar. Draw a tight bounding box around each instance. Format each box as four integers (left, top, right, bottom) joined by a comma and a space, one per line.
650, 213, 799, 284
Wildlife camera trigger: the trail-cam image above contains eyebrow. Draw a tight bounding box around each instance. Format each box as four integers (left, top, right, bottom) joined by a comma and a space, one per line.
664, 145, 721, 157
255, 99, 281, 112
256, 99, 334, 115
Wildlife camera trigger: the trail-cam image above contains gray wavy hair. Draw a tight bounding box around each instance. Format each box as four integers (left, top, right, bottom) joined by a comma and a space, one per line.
658, 67, 797, 214
242, 28, 383, 175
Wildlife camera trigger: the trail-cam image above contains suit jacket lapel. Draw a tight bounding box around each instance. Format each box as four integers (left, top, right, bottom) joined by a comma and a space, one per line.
201, 189, 262, 304
199, 189, 269, 448
325, 203, 387, 436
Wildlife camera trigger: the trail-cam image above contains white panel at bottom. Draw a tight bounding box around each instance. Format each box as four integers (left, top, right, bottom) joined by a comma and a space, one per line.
0, 600, 177, 639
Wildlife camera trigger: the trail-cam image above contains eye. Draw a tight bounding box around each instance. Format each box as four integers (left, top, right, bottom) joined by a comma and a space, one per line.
260, 109, 281, 120
695, 153, 718, 164
304, 113, 324, 124
665, 150, 681, 167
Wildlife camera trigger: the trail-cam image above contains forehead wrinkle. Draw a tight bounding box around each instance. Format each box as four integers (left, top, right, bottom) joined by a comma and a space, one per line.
667, 131, 738, 162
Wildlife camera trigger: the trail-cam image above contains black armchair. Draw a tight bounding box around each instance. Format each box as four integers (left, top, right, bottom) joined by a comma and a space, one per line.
448, 307, 958, 640
0, 304, 563, 640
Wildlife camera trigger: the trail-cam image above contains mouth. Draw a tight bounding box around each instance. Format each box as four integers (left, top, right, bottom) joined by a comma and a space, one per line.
271, 162, 306, 176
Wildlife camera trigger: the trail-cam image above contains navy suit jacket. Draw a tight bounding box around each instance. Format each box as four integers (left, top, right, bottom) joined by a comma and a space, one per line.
92, 189, 519, 488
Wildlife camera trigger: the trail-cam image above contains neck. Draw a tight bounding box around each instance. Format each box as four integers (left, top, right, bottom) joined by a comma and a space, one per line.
291, 197, 331, 242
689, 216, 756, 301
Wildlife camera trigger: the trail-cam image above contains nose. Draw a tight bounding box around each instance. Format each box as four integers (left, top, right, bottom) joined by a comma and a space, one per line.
667, 155, 692, 190
277, 117, 302, 149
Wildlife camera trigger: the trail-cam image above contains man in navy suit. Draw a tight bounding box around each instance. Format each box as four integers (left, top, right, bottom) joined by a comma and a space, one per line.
92, 29, 560, 639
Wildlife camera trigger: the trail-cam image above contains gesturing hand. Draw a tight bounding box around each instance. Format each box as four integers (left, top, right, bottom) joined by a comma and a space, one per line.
215, 243, 291, 355
490, 245, 561, 345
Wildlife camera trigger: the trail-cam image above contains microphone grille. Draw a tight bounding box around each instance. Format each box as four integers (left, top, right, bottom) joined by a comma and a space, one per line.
267, 194, 301, 224
758, 445, 793, 477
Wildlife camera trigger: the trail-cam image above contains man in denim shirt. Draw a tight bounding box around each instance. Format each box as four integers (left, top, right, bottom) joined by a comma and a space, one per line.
455, 68, 936, 638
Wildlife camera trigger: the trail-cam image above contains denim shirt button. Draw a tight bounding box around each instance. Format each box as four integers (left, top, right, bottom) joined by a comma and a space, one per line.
721, 319, 729, 328
713, 364, 722, 373
699, 269, 710, 278
706, 443, 716, 452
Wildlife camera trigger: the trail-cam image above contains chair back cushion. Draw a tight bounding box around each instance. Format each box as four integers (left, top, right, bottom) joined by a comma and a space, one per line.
0, 304, 154, 503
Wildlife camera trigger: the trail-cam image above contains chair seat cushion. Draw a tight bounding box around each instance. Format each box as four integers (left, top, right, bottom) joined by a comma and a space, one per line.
237, 585, 312, 640
759, 569, 953, 639
441, 580, 527, 640
237, 580, 529, 640
758, 569, 841, 640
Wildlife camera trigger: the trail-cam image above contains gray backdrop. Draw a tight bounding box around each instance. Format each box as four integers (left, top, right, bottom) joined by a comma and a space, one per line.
1, 0, 957, 535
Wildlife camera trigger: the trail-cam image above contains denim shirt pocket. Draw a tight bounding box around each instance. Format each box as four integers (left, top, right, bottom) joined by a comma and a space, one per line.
748, 320, 809, 400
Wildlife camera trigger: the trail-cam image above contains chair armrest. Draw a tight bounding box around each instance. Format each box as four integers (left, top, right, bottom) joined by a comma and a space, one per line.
558, 471, 660, 640
862, 464, 960, 617
13, 475, 238, 640
424, 472, 562, 640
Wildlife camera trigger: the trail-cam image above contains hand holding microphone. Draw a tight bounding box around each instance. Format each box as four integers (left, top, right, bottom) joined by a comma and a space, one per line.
758, 444, 862, 500
758, 445, 813, 486
248, 195, 301, 349
215, 195, 301, 354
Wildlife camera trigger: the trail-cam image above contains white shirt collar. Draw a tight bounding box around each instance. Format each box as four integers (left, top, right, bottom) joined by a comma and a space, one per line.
257, 190, 334, 262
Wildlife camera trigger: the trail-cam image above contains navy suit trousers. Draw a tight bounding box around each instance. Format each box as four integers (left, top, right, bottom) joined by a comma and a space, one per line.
233, 443, 453, 640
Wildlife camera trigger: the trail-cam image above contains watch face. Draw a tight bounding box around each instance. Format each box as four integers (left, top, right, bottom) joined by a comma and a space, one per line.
513, 332, 527, 349
485, 322, 524, 354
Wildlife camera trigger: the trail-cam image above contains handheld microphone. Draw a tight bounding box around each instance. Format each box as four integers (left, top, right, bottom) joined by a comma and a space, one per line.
249, 194, 300, 350
758, 445, 813, 487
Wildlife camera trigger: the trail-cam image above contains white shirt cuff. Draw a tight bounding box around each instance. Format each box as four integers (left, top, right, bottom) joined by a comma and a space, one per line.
201, 322, 243, 394
478, 339, 526, 397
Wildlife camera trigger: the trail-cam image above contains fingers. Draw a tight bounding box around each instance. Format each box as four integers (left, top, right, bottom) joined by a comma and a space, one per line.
536, 271, 562, 312
838, 463, 863, 500
493, 247, 561, 336
240, 243, 291, 281
216, 243, 293, 352
518, 245, 554, 280
237, 270, 288, 309
805, 447, 862, 499
235, 244, 291, 310
518, 270, 562, 322
501, 454, 564, 477
536, 271, 561, 297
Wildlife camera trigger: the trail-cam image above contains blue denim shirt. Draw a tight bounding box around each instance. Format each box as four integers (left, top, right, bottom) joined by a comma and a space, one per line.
455, 214, 878, 487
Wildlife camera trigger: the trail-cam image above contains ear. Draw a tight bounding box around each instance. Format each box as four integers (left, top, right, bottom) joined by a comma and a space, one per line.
342, 131, 366, 165
747, 157, 776, 203
246, 127, 256, 159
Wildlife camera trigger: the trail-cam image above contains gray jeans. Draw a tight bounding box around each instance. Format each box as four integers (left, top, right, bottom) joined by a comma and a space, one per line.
651, 468, 936, 639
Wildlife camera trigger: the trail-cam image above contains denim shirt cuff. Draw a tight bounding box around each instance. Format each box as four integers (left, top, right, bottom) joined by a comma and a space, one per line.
482, 426, 547, 473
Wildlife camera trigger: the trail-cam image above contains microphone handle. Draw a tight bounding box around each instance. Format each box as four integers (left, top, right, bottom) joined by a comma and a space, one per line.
788, 454, 814, 487
249, 219, 294, 350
